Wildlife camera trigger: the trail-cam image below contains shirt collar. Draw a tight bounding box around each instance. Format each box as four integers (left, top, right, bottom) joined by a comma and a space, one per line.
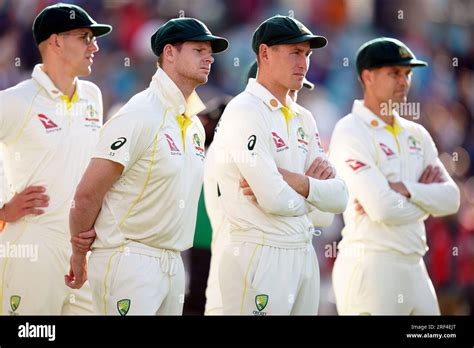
31, 64, 82, 100
150, 67, 206, 118
245, 78, 307, 114
352, 99, 404, 131
245, 78, 285, 111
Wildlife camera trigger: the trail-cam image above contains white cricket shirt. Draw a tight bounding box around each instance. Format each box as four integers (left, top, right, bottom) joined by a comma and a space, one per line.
329, 100, 460, 255
213, 79, 347, 245
0, 64, 102, 239
92, 68, 206, 251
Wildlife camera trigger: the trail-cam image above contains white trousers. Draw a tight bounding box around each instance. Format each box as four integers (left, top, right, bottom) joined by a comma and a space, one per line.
217, 235, 320, 315
332, 246, 440, 315
88, 242, 185, 315
0, 221, 93, 315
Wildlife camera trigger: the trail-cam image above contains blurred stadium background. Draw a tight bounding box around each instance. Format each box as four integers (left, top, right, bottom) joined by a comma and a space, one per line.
0, 0, 473, 315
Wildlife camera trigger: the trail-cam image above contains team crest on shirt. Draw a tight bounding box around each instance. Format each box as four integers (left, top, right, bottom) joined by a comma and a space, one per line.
117, 299, 131, 316
407, 135, 423, 156
193, 133, 205, 160
38, 114, 61, 133
271, 132, 288, 152
296, 127, 309, 154
9, 295, 21, 315
297, 127, 308, 145
253, 294, 268, 315
165, 134, 181, 155
379, 143, 397, 159
346, 159, 369, 172
84, 105, 100, 130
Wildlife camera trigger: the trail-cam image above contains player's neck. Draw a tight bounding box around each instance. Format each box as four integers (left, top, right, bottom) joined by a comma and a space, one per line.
256, 76, 290, 106
363, 97, 394, 126
162, 67, 197, 101
41, 63, 76, 99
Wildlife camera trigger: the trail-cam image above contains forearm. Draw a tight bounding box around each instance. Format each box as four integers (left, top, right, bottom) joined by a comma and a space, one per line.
306, 177, 348, 213
404, 181, 460, 217
279, 170, 309, 198
69, 193, 102, 240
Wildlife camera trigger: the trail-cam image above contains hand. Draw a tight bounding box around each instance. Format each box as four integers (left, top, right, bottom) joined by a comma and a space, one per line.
71, 228, 96, 254
418, 165, 445, 184
354, 199, 365, 215
305, 157, 336, 180
65, 253, 88, 289
0, 186, 49, 223
389, 182, 411, 198
239, 178, 257, 203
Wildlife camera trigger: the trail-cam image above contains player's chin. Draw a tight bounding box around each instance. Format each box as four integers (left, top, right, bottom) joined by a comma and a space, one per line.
195, 73, 209, 84
289, 80, 303, 92
78, 66, 93, 77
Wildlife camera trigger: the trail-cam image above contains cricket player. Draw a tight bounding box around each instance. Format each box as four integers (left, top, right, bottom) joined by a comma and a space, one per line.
213, 15, 348, 315
330, 38, 461, 315
0, 3, 111, 314
65, 18, 228, 316
204, 61, 334, 315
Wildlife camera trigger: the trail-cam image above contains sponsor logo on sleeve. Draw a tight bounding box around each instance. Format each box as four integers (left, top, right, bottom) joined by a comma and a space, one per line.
110, 137, 127, 150
346, 159, 369, 172
247, 135, 257, 151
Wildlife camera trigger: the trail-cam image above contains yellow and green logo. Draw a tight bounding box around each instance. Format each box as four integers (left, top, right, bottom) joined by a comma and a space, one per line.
255, 294, 269, 312
193, 133, 201, 147
10, 295, 21, 312
117, 299, 131, 316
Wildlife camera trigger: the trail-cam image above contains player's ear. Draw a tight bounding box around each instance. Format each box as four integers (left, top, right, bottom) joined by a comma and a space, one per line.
48, 34, 61, 49
361, 69, 372, 86
162, 44, 176, 64
259, 44, 270, 63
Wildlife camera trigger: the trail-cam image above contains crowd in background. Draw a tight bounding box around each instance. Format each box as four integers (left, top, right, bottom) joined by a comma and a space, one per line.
0, 0, 473, 315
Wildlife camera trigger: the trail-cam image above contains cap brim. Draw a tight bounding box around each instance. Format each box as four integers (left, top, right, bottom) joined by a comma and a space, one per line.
406, 58, 428, 67
370, 58, 428, 69
88, 24, 113, 38
189, 34, 229, 53
280, 34, 328, 49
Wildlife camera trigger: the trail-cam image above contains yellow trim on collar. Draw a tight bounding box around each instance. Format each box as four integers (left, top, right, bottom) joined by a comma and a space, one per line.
60, 91, 79, 112
384, 121, 403, 151
176, 114, 193, 152
280, 105, 296, 135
